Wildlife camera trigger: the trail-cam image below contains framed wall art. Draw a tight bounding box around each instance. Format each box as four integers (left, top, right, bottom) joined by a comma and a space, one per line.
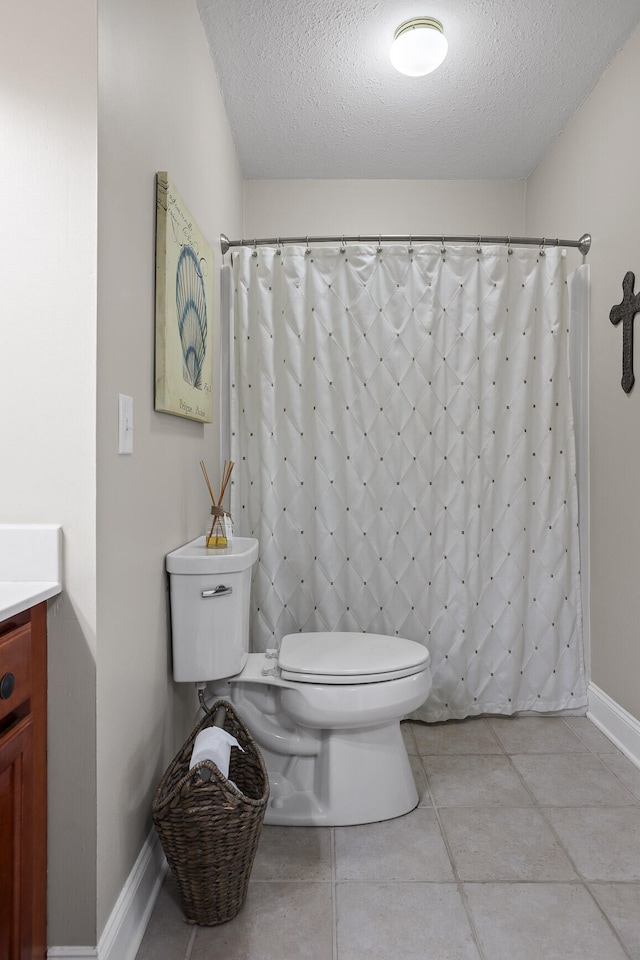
155, 172, 214, 422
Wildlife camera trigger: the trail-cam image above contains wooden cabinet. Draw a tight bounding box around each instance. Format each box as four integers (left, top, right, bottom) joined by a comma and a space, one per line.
0, 714, 34, 960
0, 603, 47, 960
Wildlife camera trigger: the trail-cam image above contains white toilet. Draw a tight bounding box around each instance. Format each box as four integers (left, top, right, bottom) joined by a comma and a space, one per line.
166, 536, 432, 826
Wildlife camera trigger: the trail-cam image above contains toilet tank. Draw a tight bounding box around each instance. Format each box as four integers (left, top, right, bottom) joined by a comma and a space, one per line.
166, 536, 258, 682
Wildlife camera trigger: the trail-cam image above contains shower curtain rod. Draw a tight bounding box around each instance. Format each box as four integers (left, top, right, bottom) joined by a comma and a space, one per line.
220, 232, 591, 257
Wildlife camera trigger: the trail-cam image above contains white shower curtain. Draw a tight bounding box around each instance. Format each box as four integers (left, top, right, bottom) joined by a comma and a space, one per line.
230, 243, 587, 721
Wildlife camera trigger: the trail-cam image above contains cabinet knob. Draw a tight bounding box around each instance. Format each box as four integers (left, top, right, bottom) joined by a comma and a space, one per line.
0, 672, 15, 700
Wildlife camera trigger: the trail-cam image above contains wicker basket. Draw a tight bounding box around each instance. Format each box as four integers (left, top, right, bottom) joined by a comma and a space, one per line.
152, 699, 269, 925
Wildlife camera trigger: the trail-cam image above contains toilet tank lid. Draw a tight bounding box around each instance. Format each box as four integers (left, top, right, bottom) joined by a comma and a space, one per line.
278, 632, 430, 678
166, 537, 258, 574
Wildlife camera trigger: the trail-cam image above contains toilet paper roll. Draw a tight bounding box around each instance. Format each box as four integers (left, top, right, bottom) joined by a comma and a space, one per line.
189, 727, 244, 781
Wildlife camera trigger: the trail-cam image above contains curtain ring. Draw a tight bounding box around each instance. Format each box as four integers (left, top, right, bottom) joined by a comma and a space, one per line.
377, 234, 382, 254
477, 235, 483, 255
540, 238, 546, 257
441, 237, 446, 256
408, 233, 414, 255
507, 237, 513, 255
305, 236, 311, 255
340, 235, 346, 254
252, 238, 258, 258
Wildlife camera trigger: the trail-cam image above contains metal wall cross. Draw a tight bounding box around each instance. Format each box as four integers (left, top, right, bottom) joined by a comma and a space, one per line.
610, 271, 640, 394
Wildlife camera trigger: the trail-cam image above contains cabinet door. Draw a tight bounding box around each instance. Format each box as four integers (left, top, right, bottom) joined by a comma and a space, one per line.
0, 715, 34, 960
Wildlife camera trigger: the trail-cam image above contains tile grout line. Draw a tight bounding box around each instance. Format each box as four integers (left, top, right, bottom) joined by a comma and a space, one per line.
484, 717, 508, 754
581, 885, 637, 960
502, 722, 637, 960
558, 714, 639, 789
184, 925, 198, 960
331, 826, 338, 960
489, 715, 636, 808
584, 732, 640, 804
532, 794, 638, 960
415, 749, 488, 960
516, 716, 638, 805
418, 718, 637, 958
593, 754, 639, 805
252, 875, 614, 885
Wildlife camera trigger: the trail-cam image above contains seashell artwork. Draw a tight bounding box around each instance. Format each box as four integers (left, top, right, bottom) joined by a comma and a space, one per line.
155, 172, 214, 422
176, 245, 208, 389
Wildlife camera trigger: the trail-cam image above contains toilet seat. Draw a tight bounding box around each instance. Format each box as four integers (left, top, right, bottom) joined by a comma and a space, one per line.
278, 632, 430, 684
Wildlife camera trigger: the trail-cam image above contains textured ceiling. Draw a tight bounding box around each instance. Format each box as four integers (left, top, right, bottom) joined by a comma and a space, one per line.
197, 0, 640, 180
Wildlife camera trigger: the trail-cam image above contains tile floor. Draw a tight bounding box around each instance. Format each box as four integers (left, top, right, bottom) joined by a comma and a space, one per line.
136, 716, 640, 960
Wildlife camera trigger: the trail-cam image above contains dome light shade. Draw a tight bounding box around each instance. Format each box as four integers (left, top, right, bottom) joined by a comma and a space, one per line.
390, 17, 448, 77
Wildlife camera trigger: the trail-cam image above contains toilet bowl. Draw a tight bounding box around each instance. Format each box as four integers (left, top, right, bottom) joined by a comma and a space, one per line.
166, 536, 432, 826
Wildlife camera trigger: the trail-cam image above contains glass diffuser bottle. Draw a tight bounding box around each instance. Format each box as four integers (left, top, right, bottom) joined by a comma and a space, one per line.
200, 459, 234, 550
206, 504, 228, 549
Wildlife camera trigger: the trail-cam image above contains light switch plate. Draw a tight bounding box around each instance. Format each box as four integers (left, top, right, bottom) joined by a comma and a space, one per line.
118, 394, 134, 454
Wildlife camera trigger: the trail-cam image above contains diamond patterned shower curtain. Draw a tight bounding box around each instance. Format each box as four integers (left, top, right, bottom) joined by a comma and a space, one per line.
230, 243, 587, 721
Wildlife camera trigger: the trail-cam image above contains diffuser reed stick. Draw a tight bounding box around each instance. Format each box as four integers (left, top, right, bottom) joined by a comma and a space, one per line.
199, 460, 215, 502
218, 460, 234, 504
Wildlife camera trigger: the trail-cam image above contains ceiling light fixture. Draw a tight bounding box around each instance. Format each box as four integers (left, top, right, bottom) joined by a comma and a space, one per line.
389, 17, 448, 77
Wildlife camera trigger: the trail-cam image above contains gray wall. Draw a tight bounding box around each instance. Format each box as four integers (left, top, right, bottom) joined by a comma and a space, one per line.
244, 179, 525, 239
526, 23, 640, 724
0, 0, 99, 943
1, 0, 243, 947
96, 0, 244, 938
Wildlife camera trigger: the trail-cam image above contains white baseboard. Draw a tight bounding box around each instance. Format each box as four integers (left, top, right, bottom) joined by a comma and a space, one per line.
47, 952, 97, 960
48, 829, 167, 960
587, 682, 640, 769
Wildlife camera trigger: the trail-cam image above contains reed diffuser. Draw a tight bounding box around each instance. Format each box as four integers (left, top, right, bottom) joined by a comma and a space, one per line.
200, 459, 234, 549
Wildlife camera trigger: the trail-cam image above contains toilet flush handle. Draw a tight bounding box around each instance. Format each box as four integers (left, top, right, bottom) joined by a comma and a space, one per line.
201, 584, 233, 598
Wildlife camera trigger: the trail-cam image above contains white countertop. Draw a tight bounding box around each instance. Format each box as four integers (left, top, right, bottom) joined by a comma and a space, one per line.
0, 524, 62, 622
0, 580, 62, 621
